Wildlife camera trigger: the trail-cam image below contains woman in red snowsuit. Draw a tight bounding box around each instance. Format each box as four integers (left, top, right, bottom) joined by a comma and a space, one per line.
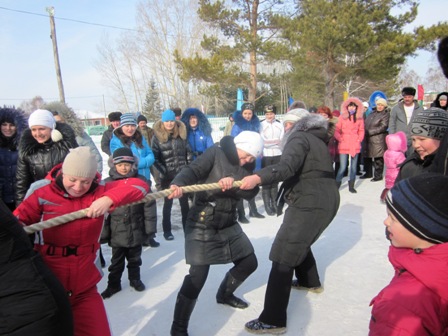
14, 147, 149, 336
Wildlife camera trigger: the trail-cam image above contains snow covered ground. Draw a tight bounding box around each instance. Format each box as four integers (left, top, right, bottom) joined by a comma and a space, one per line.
92, 135, 392, 336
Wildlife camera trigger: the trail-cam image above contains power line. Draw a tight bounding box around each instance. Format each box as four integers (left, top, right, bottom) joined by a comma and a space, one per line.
0, 6, 138, 32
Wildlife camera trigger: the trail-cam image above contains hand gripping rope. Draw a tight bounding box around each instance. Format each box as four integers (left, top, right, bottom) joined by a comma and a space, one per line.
23, 181, 243, 234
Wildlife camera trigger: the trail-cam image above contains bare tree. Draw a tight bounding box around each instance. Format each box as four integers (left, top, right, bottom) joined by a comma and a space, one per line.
95, 0, 206, 112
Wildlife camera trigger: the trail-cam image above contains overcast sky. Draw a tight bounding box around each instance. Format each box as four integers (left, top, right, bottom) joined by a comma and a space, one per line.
0, 0, 446, 113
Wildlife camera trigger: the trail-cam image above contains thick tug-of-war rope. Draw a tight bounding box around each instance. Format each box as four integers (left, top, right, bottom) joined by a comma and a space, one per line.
23, 180, 243, 234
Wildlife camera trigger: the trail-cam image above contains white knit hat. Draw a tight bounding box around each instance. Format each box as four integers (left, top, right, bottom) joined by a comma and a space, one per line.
62, 147, 98, 179
28, 109, 62, 142
234, 131, 264, 158
282, 108, 310, 125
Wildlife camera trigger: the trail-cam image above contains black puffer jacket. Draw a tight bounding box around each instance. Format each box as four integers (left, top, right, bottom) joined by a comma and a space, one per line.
0, 107, 28, 206
171, 136, 259, 265
363, 107, 390, 158
256, 114, 340, 267
0, 200, 73, 335
101, 168, 156, 248
151, 120, 192, 182
15, 122, 78, 205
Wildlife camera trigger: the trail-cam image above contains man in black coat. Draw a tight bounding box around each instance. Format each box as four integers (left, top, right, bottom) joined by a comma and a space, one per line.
100, 111, 122, 156
241, 112, 340, 334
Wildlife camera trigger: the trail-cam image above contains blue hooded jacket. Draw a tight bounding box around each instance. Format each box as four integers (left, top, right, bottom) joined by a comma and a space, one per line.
181, 108, 214, 160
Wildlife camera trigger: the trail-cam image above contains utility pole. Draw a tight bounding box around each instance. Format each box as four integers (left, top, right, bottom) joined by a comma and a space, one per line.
46, 6, 65, 103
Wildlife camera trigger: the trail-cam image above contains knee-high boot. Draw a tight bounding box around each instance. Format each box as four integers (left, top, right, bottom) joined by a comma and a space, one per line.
236, 199, 249, 224
170, 293, 197, 336
262, 186, 275, 216
248, 197, 265, 218
216, 272, 249, 309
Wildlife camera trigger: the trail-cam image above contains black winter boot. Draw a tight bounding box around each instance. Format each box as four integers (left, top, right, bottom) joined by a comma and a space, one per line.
262, 187, 275, 216
170, 293, 197, 336
236, 199, 249, 224
269, 185, 278, 215
248, 198, 265, 218
348, 180, 357, 193
216, 272, 249, 309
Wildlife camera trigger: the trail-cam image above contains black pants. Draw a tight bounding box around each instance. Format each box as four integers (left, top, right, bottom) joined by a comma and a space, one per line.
293, 249, 321, 287
178, 253, 258, 300
108, 246, 143, 287
259, 262, 294, 327
161, 179, 189, 232
259, 249, 320, 328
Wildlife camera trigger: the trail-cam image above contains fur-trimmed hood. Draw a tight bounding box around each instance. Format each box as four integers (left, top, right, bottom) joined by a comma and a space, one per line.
232, 110, 261, 131
181, 108, 212, 136
340, 97, 364, 120
282, 114, 328, 148
0, 106, 28, 149
43, 101, 85, 137
152, 119, 187, 143
18, 122, 77, 155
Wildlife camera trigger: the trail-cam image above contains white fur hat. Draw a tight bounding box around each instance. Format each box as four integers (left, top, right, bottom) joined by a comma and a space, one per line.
234, 131, 264, 158
282, 108, 310, 125
28, 109, 62, 142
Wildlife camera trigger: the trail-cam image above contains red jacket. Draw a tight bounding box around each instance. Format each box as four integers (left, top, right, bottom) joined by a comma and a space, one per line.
369, 245, 448, 336
334, 97, 365, 157
13, 164, 149, 296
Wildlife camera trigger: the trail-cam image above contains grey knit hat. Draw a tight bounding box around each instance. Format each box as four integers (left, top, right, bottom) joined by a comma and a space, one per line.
410, 107, 448, 140
62, 147, 98, 179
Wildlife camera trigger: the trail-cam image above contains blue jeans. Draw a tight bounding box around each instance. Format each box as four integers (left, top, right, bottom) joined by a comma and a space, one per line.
336, 153, 359, 182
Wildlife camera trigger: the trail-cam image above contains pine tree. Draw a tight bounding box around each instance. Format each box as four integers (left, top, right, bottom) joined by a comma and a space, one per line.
142, 79, 162, 122
174, 0, 290, 104
280, 0, 448, 108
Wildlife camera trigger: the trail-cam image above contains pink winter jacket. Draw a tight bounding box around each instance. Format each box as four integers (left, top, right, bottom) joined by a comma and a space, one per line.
334, 97, 365, 157
384, 132, 407, 189
369, 245, 448, 336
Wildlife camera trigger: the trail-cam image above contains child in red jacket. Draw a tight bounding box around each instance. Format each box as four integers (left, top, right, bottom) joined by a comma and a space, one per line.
14, 147, 149, 336
369, 173, 448, 335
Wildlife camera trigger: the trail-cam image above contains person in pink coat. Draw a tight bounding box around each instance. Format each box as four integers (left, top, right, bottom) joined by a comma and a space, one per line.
380, 131, 407, 202
369, 173, 448, 336
334, 97, 365, 193
14, 147, 149, 336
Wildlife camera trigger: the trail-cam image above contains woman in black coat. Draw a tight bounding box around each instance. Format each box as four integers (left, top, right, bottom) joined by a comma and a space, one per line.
241, 113, 340, 334
151, 109, 192, 240
0, 199, 73, 335
15, 109, 77, 205
168, 131, 263, 336
361, 98, 390, 181
0, 106, 28, 211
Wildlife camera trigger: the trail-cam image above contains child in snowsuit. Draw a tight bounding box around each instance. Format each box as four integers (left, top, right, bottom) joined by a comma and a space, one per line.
380, 131, 407, 202
101, 147, 157, 299
369, 173, 448, 335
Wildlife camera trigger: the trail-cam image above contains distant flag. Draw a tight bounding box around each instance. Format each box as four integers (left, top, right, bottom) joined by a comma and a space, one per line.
417, 84, 424, 107
236, 88, 244, 111
288, 96, 294, 106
